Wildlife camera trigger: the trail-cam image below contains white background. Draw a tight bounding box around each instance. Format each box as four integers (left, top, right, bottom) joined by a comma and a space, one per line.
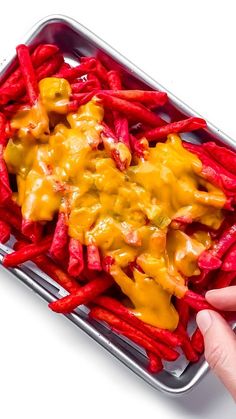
0, 1, 236, 417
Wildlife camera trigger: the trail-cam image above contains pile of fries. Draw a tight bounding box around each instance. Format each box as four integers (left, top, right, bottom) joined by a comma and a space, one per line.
1, 43, 236, 374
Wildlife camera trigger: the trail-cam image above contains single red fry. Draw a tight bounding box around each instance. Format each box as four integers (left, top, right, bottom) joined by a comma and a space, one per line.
95, 295, 181, 347
191, 328, 204, 354
138, 117, 206, 141
198, 250, 222, 270
89, 306, 179, 361
55, 59, 96, 81
87, 73, 101, 89
176, 323, 199, 362
16, 44, 39, 106
107, 71, 131, 150
103, 89, 168, 106
102, 256, 115, 273
147, 352, 163, 374
0, 220, 11, 243
175, 298, 189, 329
31, 44, 59, 66
203, 142, 236, 176
50, 212, 68, 261
36, 53, 64, 80
3, 235, 53, 267
182, 290, 215, 311
114, 116, 130, 149
87, 244, 102, 271
107, 71, 122, 90
70, 90, 99, 108
211, 270, 236, 289
213, 223, 236, 259
68, 238, 84, 277
94, 59, 108, 83
129, 134, 149, 159
49, 275, 113, 313
97, 93, 166, 127
21, 219, 43, 243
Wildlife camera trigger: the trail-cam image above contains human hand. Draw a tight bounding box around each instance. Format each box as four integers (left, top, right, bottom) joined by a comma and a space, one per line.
196, 286, 236, 401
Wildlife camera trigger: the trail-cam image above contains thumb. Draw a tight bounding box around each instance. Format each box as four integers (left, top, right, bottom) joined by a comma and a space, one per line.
196, 310, 236, 401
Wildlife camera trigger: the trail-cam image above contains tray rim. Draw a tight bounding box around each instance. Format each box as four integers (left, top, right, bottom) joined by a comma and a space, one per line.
1, 13, 233, 395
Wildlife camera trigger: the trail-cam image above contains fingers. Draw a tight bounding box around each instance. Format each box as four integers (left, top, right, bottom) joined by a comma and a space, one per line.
206, 286, 236, 311
196, 310, 236, 401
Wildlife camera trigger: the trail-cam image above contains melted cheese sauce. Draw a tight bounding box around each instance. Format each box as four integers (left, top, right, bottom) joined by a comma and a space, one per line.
4, 77, 226, 330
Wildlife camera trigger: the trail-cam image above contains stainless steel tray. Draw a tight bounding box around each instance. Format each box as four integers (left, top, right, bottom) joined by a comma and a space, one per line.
0, 14, 235, 395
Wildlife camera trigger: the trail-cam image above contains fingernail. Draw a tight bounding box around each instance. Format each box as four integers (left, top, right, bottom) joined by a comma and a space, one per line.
196, 311, 212, 335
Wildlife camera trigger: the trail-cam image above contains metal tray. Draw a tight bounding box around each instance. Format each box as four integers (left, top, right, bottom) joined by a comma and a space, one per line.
0, 14, 235, 395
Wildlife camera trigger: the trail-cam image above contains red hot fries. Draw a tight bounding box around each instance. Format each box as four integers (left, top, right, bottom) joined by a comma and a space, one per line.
203, 141, 236, 176
103, 89, 168, 106
3, 235, 53, 267
50, 212, 69, 262
138, 117, 207, 141
94, 296, 181, 347
87, 244, 102, 271
16, 45, 39, 106
191, 328, 204, 354
2, 41, 236, 377
14, 240, 80, 294
176, 323, 199, 362
55, 59, 96, 81
89, 307, 179, 361
96, 92, 166, 127
147, 352, 163, 374
68, 238, 84, 277
221, 243, 236, 271
49, 275, 113, 313
182, 290, 215, 312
